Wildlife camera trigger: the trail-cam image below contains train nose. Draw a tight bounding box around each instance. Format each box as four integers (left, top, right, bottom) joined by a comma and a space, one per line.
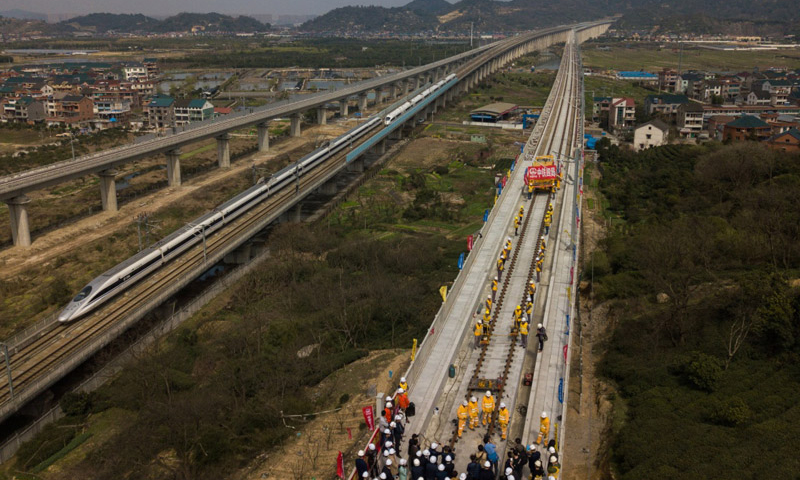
58, 305, 76, 322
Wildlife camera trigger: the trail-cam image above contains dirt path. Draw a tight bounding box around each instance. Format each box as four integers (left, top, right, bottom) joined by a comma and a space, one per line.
0, 122, 352, 280
562, 162, 615, 480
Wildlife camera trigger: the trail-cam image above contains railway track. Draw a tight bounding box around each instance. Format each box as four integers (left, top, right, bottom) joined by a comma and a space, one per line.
0, 123, 385, 412
443, 35, 581, 447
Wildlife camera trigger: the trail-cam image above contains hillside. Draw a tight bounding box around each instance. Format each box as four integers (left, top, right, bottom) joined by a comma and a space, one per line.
302, 0, 800, 35
60, 12, 268, 34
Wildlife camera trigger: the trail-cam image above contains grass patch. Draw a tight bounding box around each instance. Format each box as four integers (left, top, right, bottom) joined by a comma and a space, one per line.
31, 432, 92, 473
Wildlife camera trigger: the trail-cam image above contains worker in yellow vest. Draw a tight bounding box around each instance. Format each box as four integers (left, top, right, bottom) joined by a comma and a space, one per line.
544, 213, 552, 235
514, 305, 523, 322
520, 319, 529, 349
456, 400, 469, 437
474, 320, 483, 349
481, 390, 495, 426
399, 377, 408, 393
514, 215, 521, 236
519, 205, 524, 218
486, 295, 493, 312
528, 281, 536, 298
497, 402, 510, 440
527, 182, 534, 200
491, 276, 498, 302
497, 257, 505, 279
468, 396, 480, 429
526, 300, 533, 318
537, 411, 550, 445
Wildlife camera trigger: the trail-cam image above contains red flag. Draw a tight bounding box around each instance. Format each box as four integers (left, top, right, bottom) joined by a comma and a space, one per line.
501, 175, 508, 187
347, 427, 352, 440
467, 234, 474, 251
336, 451, 344, 478
563, 345, 568, 362
362, 406, 375, 431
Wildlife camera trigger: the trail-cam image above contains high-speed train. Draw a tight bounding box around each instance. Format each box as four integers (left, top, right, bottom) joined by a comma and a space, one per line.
58, 115, 383, 322
383, 73, 457, 125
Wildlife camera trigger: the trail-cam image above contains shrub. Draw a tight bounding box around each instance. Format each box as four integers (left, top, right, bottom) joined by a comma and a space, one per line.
684, 352, 723, 392
708, 397, 752, 426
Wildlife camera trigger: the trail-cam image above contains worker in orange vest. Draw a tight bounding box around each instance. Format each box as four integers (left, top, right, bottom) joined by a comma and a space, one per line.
396, 388, 410, 410
481, 390, 495, 426
468, 396, 480, 430
456, 400, 469, 437
497, 402, 510, 440
537, 411, 550, 445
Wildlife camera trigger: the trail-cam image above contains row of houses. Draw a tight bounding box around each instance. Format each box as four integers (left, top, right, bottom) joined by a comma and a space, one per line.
633, 114, 800, 153
656, 68, 800, 106
0, 60, 162, 129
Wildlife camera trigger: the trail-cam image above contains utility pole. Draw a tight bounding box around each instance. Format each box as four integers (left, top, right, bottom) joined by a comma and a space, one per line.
470, 22, 474, 48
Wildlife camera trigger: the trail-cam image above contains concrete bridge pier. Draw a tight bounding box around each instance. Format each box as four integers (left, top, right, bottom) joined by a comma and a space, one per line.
339, 100, 349, 117
257, 122, 269, 152
391, 83, 399, 99
216, 134, 231, 168
359, 93, 369, 112
290, 114, 302, 137
224, 243, 252, 264
376, 138, 386, 155
316, 107, 327, 125
166, 150, 181, 187
6, 195, 32, 248
99, 169, 118, 212
318, 180, 339, 196
404, 80, 411, 95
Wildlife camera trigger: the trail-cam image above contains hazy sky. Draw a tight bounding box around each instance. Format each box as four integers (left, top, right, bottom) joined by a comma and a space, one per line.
1, 0, 428, 16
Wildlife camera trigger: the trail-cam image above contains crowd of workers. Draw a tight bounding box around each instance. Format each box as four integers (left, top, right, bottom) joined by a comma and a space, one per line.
356, 378, 562, 480
355, 180, 566, 480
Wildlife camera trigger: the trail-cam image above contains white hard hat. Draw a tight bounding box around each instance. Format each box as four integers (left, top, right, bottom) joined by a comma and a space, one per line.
389, 448, 396, 455
438, 464, 445, 471
386, 441, 393, 448
398, 387, 404, 394
368, 443, 376, 450
535, 460, 542, 466
527, 444, 536, 451
460, 474, 467, 480
386, 396, 393, 402
507, 236, 511, 241
499, 402, 506, 409
485, 390, 492, 397
494, 276, 498, 280
508, 476, 515, 480
550, 455, 558, 463
488, 295, 491, 299
390, 422, 396, 427
471, 396, 477, 402
384, 429, 391, 434
538, 323, 543, 329
430, 456, 437, 463
416, 450, 422, 457
386, 459, 393, 466
400, 458, 407, 466
462, 400, 468, 406
379, 473, 387, 480
541, 411, 548, 418
431, 442, 438, 449
362, 472, 369, 478
549, 446, 556, 454
358, 450, 365, 457
506, 467, 513, 475
386, 402, 392, 408
383, 450, 390, 457
423, 449, 430, 456
445, 455, 452, 462
400, 377, 406, 382
413, 458, 421, 466
485, 461, 491, 468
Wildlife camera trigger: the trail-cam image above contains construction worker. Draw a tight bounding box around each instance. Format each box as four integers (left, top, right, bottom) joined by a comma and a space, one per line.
396, 388, 410, 411
538, 411, 550, 445
520, 319, 529, 348
548, 203, 553, 216
481, 390, 495, 426
514, 305, 523, 322
497, 256, 505, 279
528, 281, 536, 298
504, 237, 512, 255
399, 377, 408, 393
474, 320, 483, 349
535, 257, 543, 282
457, 400, 469, 437
536, 323, 547, 352
483, 308, 492, 324
526, 299, 533, 318
541, 236, 547, 252
486, 295, 493, 312
468, 396, 480, 430
513, 215, 520, 236
497, 402, 510, 440
527, 182, 534, 200
384, 402, 394, 423
519, 205, 524, 218
491, 276, 498, 302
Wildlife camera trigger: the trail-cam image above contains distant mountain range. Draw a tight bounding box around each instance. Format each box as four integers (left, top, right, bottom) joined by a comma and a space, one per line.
1, 0, 799, 37
0, 11, 270, 35
302, 0, 800, 36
